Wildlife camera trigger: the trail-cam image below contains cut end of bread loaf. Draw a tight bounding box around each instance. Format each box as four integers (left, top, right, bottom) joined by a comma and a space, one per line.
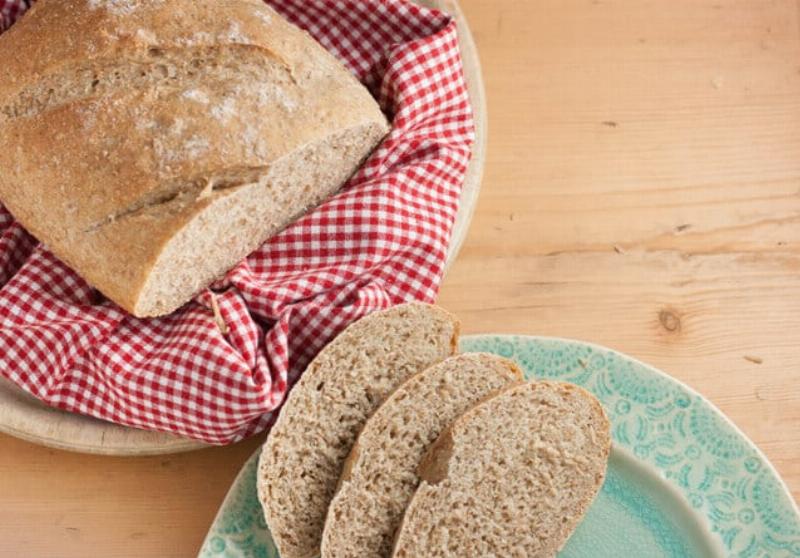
133, 121, 387, 317
392, 381, 611, 558
258, 303, 459, 558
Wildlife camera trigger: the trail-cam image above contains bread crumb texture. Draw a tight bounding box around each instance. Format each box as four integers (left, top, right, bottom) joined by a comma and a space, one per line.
258, 304, 459, 558
321, 353, 521, 558
392, 381, 611, 558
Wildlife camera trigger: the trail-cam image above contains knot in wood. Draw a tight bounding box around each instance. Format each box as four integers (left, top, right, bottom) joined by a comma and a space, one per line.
659, 309, 681, 333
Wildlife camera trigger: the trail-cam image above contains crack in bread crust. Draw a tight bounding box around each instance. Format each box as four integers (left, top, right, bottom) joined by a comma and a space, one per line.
83, 165, 268, 233
1, 44, 293, 120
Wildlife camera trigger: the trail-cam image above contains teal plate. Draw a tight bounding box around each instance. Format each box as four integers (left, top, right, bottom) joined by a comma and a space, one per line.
199, 335, 800, 558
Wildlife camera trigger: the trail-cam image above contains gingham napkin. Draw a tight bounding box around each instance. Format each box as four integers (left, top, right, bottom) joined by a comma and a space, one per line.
0, 0, 474, 444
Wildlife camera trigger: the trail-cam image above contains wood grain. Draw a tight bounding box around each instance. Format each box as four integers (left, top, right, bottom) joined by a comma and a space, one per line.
1, 0, 799, 556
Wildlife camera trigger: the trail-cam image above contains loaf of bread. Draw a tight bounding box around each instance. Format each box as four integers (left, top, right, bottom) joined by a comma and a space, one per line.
392, 381, 611, 557
321, 353, 523, 558
258, 303, 459, 558
0, 0, 389, 317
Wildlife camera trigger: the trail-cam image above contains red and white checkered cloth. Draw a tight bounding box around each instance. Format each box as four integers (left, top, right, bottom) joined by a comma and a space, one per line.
0, 0, 27, 32
0, 0, 473, 444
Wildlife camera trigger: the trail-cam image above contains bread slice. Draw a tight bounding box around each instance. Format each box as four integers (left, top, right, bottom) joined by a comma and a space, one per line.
0, 0, 389, 316
392, 381, 611, 558
258, 303, 459, 558
321, 353, 523, 558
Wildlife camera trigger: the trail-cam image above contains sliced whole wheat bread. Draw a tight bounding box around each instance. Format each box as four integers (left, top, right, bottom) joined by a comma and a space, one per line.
392, 381, 611, 558
258, 303, 459, 558
321, 353, 523, 558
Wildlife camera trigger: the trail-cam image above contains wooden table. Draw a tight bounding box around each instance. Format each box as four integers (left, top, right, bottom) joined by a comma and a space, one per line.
2, 0, 799, 555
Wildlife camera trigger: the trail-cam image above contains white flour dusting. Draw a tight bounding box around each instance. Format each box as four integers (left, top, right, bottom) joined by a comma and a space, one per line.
231, 78, 297, 114
136, 118, 157, 132
170, 118, 187, 136
183, 89, 210, 105
254, 10, 272, 25
175, 22, 251, 47
242, 124, 268, 159
175, 31, 212, 47
224, 22, 250, 43
211, 97, 237, 122
86, 0, 159, 16
183, 135, 210, 159
135, 28, 157, 43
255, 83, 298, 112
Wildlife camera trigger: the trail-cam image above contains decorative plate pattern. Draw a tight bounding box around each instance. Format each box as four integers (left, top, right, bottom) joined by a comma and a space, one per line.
199, 454, 277, 558
199, 335, 800, 558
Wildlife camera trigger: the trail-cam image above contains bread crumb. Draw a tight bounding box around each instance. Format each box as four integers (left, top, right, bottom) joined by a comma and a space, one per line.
744, 355, 763, 365
209, 294, 229, 336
